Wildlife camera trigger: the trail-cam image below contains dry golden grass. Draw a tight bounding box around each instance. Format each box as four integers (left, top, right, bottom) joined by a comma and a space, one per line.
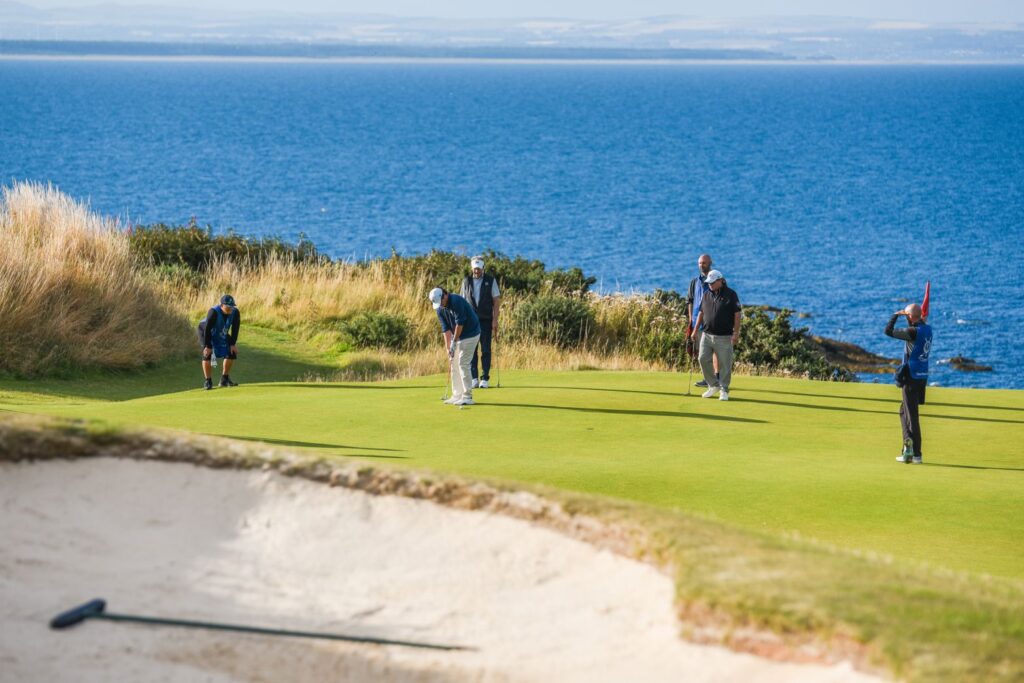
195, 255, 439, 348
0, 182, 702, 380
0, 182, 190, 376
193, 255, 666, 380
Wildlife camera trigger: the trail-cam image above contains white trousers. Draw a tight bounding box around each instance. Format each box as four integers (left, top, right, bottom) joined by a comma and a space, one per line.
451, 335, 480, 400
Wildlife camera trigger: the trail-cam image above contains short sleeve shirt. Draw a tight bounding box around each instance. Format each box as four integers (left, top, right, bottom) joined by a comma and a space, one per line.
700, 285, 742, 335
436, 294, 482, 339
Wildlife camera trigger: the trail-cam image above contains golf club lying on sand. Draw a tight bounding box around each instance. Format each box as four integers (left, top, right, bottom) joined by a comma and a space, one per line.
50, 599, 472, 651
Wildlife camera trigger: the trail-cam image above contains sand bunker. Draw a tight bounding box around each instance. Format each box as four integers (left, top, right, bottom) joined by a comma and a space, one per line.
1, 458, 879, 682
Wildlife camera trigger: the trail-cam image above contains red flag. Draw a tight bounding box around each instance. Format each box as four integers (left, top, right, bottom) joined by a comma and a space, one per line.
921, 281, 930, 320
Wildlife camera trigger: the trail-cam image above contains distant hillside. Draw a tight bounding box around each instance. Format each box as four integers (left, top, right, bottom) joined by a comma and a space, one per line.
0, 40, 793, 61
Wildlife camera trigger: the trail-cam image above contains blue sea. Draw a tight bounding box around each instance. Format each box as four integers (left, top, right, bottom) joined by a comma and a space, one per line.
2, 59, 1022, 388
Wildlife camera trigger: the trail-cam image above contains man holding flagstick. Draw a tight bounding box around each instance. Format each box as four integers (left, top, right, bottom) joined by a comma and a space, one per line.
885, 283, 934, 464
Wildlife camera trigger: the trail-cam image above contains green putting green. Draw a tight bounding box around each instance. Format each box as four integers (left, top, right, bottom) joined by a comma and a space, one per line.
3, 334, 1021, 582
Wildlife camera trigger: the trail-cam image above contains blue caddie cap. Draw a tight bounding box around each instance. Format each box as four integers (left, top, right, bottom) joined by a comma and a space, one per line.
220, 294, 236, 308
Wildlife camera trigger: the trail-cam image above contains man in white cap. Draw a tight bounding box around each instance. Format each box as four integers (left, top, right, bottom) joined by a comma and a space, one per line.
460, 255, 501, 388
691, 270, 742, 401
428, 286, 481, 406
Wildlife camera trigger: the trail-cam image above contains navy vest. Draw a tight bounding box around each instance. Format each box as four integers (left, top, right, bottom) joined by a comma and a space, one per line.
461, 274, 495, 320
906, 323, 933, 380
210, 307, 237, 343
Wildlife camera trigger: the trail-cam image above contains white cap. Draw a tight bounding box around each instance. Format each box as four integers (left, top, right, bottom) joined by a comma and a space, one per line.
705, 269, 724, 285
428, 287, 444, 310
470, 256, 484, 270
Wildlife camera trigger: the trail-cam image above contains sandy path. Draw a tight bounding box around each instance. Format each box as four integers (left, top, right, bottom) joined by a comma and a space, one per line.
1, 458, 879, 682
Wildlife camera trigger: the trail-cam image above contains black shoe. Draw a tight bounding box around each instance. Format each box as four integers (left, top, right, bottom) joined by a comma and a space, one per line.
695, 380, 709, 387
219, 375, 238, 387
204, 378, 213, 391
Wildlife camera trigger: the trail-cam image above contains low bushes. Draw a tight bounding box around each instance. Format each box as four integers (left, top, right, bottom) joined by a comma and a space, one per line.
379, 249, 596, 296
341, 311, 410, 351
736, 309, 853, 381
512, 295, 594, 349
129, 221, 324, 272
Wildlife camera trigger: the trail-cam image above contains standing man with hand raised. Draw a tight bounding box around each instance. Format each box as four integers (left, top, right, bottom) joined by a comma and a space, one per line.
886, 303, 933, 464
429, 286, 481, 406
693, 270, 742, 401
460, 255, 501, 389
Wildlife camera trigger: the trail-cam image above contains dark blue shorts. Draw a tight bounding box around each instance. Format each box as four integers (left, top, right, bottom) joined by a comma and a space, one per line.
204, 344, 237, 360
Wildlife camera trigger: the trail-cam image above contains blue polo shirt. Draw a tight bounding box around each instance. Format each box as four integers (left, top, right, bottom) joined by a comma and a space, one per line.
437, 293, 481, 339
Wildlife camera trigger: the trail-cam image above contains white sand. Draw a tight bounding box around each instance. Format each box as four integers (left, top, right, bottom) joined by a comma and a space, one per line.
0, 458, 880, 682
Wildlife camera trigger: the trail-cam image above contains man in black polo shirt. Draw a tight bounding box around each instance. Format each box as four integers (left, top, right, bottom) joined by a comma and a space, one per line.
692, 270, 741, 401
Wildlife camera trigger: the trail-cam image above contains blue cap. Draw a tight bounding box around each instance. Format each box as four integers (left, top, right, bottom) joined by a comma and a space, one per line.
220, 294, 236, 307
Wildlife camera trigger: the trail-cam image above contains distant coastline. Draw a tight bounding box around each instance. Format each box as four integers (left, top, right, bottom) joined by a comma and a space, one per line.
2, 41, 1022, 65
0, 40, 795, 62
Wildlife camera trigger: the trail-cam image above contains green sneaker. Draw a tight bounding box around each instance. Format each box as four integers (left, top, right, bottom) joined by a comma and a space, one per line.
896, 440, 914, 463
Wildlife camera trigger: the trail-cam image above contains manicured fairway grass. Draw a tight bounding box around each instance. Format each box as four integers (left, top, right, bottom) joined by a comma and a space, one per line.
4, 348, 1021, 580
3, 328, 1023, 681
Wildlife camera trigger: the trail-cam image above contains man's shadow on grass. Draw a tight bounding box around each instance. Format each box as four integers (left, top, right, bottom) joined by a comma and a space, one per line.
272, 383, 422, 391
739, 397, 1024, 425
480, 402, 767, 423
923, 462, 1024, 473
517, 385, 1024, 417
741, 387, 1024, 414
217, 434, 408, 458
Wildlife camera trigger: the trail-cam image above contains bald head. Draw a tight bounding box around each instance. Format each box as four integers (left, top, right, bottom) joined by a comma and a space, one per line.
697, 254, 712, 275
905, 303, 922, 321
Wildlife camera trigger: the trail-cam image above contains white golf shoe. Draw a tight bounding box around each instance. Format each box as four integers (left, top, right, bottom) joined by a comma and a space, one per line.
719, 390, 730, 401
455, 397, 475, 406
480, 380, 489, 388
701, 387, 719, 398
472, 379, 479, 389
444, 396, 461, 405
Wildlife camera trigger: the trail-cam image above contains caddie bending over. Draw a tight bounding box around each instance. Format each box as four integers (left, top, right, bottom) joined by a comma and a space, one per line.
199, 294, 241, 391
886, 303, 933, 464
428, 287, 481, 406
460, 255, 501, 389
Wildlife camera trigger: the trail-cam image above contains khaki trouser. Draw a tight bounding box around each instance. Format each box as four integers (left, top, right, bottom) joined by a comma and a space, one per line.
699, 333, 733, 391
451, 335, 480, 400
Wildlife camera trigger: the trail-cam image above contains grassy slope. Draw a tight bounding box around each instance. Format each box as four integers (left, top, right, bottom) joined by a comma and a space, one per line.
3, 325, 1023, 680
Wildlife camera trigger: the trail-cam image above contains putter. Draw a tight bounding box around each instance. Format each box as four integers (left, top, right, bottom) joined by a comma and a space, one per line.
441, 356, 451, 401
50, 599, 470, 651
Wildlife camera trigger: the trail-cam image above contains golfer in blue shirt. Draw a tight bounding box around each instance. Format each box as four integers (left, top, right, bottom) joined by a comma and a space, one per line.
428, 287, 481, 406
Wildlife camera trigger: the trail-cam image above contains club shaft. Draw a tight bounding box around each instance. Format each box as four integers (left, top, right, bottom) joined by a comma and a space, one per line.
94, 613, 468, 651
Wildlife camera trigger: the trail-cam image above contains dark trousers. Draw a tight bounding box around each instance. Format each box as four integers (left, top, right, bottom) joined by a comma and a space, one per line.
900, 378, 927, 457
471, 322, 493, 381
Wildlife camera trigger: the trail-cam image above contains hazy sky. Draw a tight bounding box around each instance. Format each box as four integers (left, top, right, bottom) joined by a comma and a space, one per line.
25, 1, 1024, 23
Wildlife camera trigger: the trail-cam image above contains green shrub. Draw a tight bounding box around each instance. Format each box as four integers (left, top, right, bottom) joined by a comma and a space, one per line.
378, 249, 596, 296
129, 222, 324, 271
341, 311, 410, 350
736, 309, 852, 381
513, 295, 593, 349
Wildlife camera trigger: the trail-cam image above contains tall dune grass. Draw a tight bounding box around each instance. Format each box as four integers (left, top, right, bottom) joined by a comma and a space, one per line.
193, 255, 664, 379
0, 182, 190, 376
